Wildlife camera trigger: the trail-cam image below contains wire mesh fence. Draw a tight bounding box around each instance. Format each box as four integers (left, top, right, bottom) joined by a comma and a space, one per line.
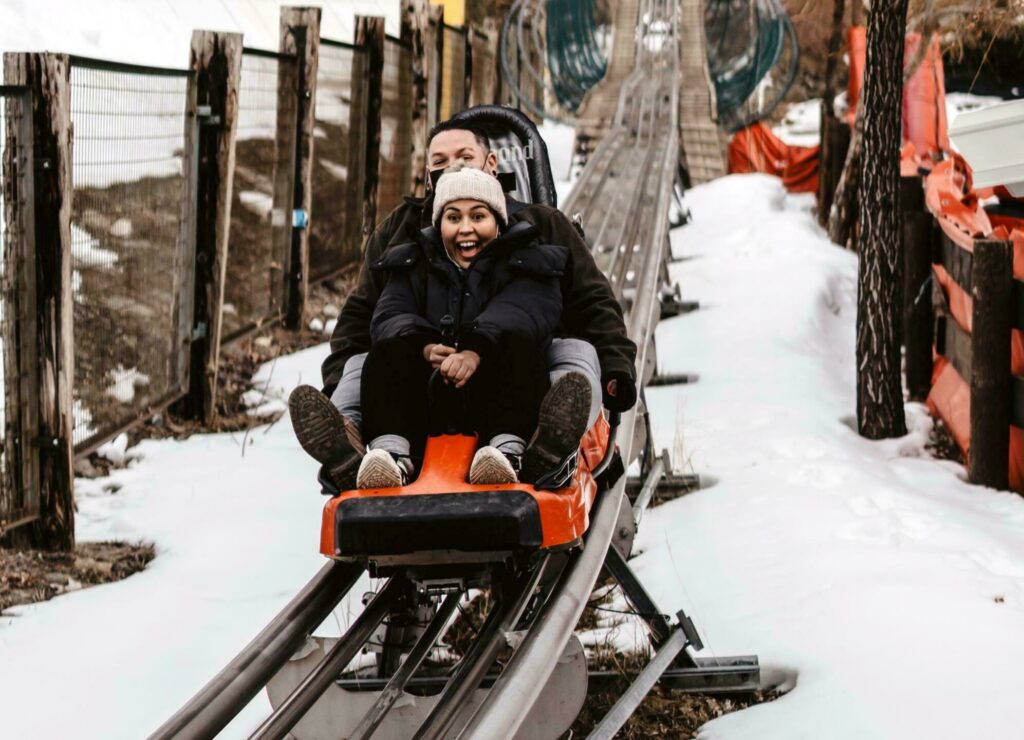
1, 87, 39, 533
223, 49, 298, 342
309, 40, 368, 282
442, 24, 468, 120
69, 58, 195, 454
378, 36, 413, 220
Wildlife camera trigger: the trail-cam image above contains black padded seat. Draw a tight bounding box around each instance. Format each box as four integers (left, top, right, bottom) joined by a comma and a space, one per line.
335, 490, 543, 556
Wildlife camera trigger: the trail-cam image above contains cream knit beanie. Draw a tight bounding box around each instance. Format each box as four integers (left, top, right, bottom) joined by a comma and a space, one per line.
431, 162, 508, 227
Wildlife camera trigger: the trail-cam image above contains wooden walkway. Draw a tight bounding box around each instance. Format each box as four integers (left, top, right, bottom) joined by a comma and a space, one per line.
676, 0, 727, 184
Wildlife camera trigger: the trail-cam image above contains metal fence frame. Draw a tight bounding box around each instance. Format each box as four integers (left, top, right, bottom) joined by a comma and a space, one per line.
67, 55, 198, 456
0, 85, 40, 536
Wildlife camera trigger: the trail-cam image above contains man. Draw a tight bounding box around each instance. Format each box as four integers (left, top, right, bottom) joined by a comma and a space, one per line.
290, 117, 637, 490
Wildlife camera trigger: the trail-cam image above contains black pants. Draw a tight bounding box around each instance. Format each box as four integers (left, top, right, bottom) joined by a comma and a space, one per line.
361, 334, 549, 452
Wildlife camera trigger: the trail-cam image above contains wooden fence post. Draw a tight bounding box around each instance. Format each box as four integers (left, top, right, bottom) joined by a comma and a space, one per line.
969, 239, 1013, 489
462, 26, 472, 111
900, 175, 933, 401
403, 0, 430, 197
280, 6, 321, 330
3, 53, 74, 551
356, 15, 385, 241
427, 5, 445, 130
177, 31, 242, 424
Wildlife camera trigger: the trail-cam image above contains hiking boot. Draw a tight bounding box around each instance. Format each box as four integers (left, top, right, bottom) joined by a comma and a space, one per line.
357, 449, 411, 489
520, 372, 592, 487
289, 384, 364, 491
469, 446, 519, 485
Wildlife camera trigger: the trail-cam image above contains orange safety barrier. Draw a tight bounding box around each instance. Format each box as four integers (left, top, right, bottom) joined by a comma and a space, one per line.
727, 122, 820, 193
730, 28, 949, 193
924, 154, 1024, 492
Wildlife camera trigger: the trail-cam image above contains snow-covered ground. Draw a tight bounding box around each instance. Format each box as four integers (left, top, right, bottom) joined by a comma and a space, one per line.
774, 92, 1007, 148
3, 173, 1024, 739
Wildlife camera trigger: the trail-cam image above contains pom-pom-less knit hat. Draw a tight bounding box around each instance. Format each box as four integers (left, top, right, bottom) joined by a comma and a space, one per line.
431, 162, 508, 227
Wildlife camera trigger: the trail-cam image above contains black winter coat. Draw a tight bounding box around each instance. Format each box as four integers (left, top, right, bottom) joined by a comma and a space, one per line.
369, 220, 569, 359
321, 194, 637, 396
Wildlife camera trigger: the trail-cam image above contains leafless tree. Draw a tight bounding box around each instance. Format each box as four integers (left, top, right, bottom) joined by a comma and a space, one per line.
856, 0, 910, 439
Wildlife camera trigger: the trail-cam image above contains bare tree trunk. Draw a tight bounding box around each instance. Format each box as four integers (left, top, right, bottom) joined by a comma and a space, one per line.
856, 0, 909, 439
817, 0, 847, 226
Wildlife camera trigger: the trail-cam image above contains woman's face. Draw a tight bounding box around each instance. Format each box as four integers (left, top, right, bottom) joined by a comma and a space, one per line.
439, 200, 499, 268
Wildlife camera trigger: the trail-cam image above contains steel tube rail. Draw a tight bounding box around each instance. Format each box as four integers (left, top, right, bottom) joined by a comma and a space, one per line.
348, 589, 464, 740
459, 7, 680, 735
414, 557, 551, 740
586, 625, 688, 740
149, 561, 363, 740
249, 575, 407, 740
632, 454, 666, 526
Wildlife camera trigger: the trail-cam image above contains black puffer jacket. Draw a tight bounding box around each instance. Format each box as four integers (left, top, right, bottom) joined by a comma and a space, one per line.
370, 220, 569, 359
321, 194, 637, 396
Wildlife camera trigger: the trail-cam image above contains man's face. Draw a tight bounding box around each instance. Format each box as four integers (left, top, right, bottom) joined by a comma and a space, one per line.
427, 130, 498, 189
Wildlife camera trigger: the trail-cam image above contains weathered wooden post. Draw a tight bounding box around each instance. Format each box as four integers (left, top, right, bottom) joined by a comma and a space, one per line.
969, 238, 1013, 489
462, 26, 472, 111
402, 0, 430, 197
178, 31, 242, 424
426, 5, 445, 131
3, 53, 74, 551
900, 175, 933, 401
469, 22, 500, 107
280, 6, 321, 330
356, 15, 385, 240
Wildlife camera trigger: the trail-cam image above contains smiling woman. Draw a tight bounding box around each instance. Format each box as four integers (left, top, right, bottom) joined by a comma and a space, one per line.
432, 163, 508, 268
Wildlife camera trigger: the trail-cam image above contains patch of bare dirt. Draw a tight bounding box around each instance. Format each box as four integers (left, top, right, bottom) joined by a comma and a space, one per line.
926, 416, 963, 464
0, 541, 155, 615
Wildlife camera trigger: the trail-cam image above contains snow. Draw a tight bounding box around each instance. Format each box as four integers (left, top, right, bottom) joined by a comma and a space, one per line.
4, 131, 1024, 737
774, 92, 1008, 149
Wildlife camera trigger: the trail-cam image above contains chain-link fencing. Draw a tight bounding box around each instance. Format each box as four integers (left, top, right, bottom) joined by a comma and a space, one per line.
308, 40, 369, 282
223, 49, 298, 342
69, 58, 195, 454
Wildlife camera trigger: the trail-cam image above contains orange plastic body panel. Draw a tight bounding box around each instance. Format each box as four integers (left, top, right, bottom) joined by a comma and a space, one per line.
320, 415, 610, 557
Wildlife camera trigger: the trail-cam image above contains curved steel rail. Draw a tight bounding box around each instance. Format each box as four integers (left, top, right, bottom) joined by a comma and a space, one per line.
148, 561, 364, 740
460, 0, 683, 735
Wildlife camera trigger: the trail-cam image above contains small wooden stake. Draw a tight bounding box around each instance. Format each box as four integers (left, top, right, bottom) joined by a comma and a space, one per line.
968, 238, 1012, 490
280, 6, 321, 330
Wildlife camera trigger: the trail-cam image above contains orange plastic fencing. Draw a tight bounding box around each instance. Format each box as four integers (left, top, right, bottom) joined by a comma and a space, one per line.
726, 122, 820, 193
730, 28, 948, 192
923, 154, 1024, 492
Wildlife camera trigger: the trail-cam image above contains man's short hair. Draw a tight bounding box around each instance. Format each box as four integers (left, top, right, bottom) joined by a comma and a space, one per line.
426, 120, 491, 153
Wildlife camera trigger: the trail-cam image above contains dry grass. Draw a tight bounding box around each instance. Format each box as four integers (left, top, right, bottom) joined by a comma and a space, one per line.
0, 541, 155, 614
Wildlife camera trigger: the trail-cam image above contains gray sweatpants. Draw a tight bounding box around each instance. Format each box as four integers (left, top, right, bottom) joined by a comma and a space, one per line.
330, 337, 603, 432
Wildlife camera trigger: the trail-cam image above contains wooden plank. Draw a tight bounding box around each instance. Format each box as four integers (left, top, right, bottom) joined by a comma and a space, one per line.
177, 31, 243, 423
280, 6, 321, 330
1, 86, 41, 539
356, 16, 385, 242
3, 53, 74, 550
968, 239, 1012, 490
402, 0, 430, 197
427, 5, 444, 130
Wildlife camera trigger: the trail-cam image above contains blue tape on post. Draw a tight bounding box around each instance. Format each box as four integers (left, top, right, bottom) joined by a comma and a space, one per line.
293, 209, 309, 229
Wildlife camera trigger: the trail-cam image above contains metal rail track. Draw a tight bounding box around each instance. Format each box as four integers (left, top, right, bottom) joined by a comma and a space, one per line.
150, 2, 756, 738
